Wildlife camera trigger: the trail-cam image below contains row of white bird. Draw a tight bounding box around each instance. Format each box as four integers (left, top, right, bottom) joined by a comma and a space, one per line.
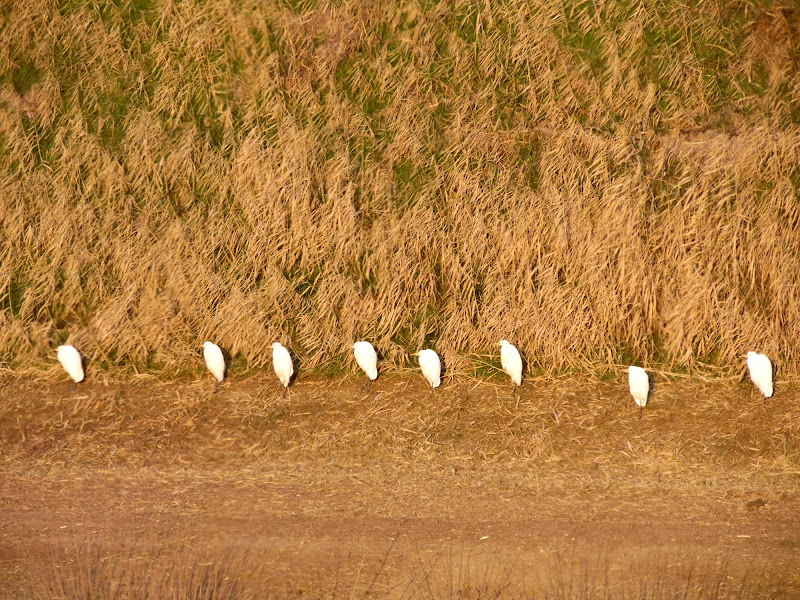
55, 342, 776, 410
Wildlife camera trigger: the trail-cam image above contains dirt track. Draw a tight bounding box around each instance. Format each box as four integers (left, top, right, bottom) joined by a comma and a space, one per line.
1, 376, 799, 598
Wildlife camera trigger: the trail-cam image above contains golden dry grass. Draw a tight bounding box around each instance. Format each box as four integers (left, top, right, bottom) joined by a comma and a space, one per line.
3, 377, 799, 492
1, 0, 799, 377
22, 543, 780, 600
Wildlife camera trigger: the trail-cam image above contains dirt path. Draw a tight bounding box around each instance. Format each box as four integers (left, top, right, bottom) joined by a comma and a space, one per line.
1, 377, 799, 598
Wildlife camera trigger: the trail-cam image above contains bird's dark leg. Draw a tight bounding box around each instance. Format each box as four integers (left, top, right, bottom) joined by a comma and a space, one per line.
70, 382, 76, 394
639, 405, 643, 420
282, 386, 288, 400
213, 381, 220, 395
367, 379, 372, 393
430, 386, 435, 397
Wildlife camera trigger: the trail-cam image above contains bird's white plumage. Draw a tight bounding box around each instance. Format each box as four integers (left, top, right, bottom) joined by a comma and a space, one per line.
499, 340, 523, 386
272, 342, 294, 388
416, 349, 441, 389
353, 342, 378, 381
57, 345, 84, 383
628, 366, 649, 408
747, 351, 774, 398
202, 341, 226, 383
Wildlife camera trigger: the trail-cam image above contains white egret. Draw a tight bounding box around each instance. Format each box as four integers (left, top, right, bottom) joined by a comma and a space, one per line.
415, 349, 441, 395
272, 342, 294, 397
353, 341, 378, 391
746, 351, 774, 399
499, 340, 523, 396
628, 366, 650, 418
57, 345, 84, 389
202, 341, 226, 393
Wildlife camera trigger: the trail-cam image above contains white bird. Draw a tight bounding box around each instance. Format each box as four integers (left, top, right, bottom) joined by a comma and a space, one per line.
499, 340, 523, 395
353, 341, 378, 391
202, 341, 226, 392
57, 345, 84, 389
628, 366, 650, 418
415, 349, 441, 394
747, 351, 774, 399
272, 342, 294, 397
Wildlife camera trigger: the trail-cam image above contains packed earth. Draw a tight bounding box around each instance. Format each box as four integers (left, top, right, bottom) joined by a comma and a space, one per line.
1, 376, 798, 598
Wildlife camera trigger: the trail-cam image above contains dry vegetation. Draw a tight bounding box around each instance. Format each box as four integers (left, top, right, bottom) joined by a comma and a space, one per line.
22, 543, 775, 600
2, 0, 800, 377
2, 377, 799, 477
4, 6, 800, 594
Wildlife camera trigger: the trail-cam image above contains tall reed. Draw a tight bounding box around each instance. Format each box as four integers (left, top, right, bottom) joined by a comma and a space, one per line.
2, 0, 799, 377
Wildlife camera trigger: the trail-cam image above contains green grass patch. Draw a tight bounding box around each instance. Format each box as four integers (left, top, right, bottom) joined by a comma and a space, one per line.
10, 60, 40, 95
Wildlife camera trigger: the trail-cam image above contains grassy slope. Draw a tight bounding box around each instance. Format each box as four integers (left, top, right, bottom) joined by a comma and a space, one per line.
1, 0, 799, 377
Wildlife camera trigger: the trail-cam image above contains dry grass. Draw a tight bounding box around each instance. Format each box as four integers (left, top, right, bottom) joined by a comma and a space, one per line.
403, 550, 772, 600
2, 377, 799, 490
19, 541, 790, 599
27, 544, 259, 600
1, 0, 800, 377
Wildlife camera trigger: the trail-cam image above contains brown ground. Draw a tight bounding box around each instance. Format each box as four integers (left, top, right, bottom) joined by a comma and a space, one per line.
1, 375, 799, 598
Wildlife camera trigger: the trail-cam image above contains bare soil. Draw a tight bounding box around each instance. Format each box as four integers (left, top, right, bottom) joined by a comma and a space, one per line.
1, 375, 799, 598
